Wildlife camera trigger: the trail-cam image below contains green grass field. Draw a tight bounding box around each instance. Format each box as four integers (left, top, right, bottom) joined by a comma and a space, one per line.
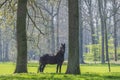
0, 62, 120, 80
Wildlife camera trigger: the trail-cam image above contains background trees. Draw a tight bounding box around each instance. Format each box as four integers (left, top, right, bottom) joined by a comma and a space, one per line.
0, 0, 120, 74
82, 0, 120, 63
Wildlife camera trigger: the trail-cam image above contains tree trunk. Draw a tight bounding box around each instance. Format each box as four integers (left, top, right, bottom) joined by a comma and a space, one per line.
79, 0, 84, 64
104, 19, 111, 72
113, 0, 118, 61
56, 14, 59, 51
50, 15, 55, 54
56, 0, 61, 51
45, 26, 51, 53
5, 42, 9, 61
88, 0, 97, 62
2, 40, 5, 62
103, 0, 109, 62
98, 0, 105, 63
50, 6, 55, 54
66, 0, 80, 74
0, 29, 2, 61
104, 3, 111, 71
14, 0, 28, 73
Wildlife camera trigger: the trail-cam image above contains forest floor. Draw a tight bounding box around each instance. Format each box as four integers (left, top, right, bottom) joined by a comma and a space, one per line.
0, 62, 120, 80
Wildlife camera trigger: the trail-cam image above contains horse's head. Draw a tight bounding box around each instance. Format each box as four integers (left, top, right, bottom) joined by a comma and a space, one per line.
60, 43, 65, 54
56, 43, 65, 57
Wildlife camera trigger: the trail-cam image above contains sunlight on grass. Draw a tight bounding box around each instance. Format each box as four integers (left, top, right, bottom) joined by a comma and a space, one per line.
0, 73, 120, 80
0, 62, 120, 80
0, 63, 15, 74
0, 62, 120, 74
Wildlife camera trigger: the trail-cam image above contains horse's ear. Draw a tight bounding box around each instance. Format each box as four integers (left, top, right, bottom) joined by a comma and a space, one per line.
61, 43, 65, 47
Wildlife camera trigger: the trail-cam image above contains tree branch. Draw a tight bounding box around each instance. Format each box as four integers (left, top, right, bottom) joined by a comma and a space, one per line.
36, 1, 52, 15
27, 11, 45, 35
0, 0, 8, 8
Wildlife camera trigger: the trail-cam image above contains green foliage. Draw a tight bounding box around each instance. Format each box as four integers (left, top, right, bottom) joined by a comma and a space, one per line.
0, 63, 120, 80
117, 47, 120, 59
85, 37, 120, 61
85, 44, 101, 61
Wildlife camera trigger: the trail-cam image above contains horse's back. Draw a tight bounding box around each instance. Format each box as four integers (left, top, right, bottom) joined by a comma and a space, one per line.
40, 54, 57, 64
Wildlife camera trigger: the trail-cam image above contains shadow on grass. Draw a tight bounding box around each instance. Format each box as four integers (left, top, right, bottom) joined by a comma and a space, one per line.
81, 73, 120, 80
0, 73, 120, 80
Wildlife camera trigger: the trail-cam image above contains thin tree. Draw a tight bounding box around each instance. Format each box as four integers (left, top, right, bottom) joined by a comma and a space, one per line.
56, 0, 61, 51
98, 0, 105, 63
66, 0, 80, 74
104, 0, 110, 71
113, 0, 118, 61
0, 28, 2, 61
14, 0, 28, 73
79, 0, 84, 64
84, 0, 97, 62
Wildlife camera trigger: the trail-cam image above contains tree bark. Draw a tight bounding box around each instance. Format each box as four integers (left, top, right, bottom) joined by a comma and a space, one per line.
50, 16, 55, 54
50, 6, 55, 54
56, 0, 61, 51
0, 29, 2, 61
14, 0, 28, 73
79, 0, 84, 64
104, 18, 111, 72
103, 0, 109, 62
98, 0, 105, 63
87, 0, 97, 62
5, 42, 9, 61
66, 0, 80, 74
104, 1, 111, 71
113, 0, 118, 61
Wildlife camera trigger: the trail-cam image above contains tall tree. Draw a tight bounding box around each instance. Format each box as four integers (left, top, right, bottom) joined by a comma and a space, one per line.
36, 0, 58, 54
66, 0, 80, 74
85, 0, 97, 62
113, 0, 118, 61
14, 0, 28, 73
98, 0, 105, 63
103, 0, 111, 72
103, 0, 109, 62
0, 28, 2, 61
79, 0, 84, 64
56, 0, 61, 51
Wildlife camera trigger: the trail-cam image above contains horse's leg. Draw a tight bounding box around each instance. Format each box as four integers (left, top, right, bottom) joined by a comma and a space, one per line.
59, 64, 62, 73
40, 64, 43, 72
42, 64, 46, 72
56, 64, 59, 73
37, 65, 40, 73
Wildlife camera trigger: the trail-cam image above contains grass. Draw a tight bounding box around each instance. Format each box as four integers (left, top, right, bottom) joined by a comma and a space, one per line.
0, 62, 120, 80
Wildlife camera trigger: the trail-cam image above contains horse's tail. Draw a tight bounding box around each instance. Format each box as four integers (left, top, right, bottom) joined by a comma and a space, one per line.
38, 54, 42, 64
37, 54, 41, 73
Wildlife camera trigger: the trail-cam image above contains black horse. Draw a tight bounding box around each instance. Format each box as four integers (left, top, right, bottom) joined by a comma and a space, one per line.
38, 43, 65, 73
